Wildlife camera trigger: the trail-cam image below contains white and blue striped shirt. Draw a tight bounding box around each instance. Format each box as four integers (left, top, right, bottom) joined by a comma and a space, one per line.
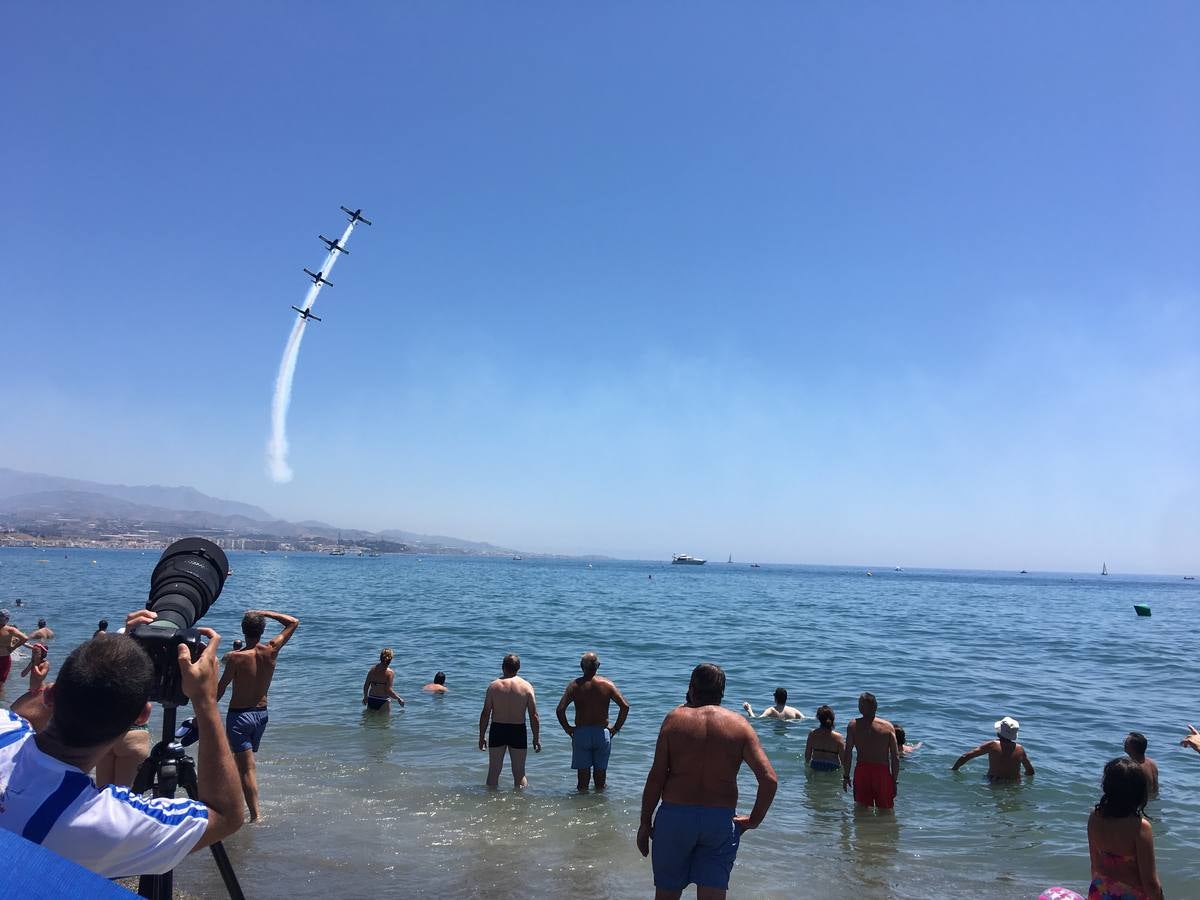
0, 709, 208, 878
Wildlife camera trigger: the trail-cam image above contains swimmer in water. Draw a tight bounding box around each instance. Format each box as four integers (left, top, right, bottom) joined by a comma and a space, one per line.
743, 687, 806, 720
951, 716, 1035, 781
894, 724, 922, 755
805, 705, 845, 772
363, 648, 406, 711
423, 671, 448, 693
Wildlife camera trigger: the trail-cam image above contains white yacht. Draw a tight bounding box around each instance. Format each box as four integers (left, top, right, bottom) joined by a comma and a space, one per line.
671, 554, 706, 566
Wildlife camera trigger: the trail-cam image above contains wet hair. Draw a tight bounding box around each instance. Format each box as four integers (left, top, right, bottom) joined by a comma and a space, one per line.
1125, 731, 1148, 756
1095, 757, 1149, 819
233, 640, 244, 650
242, 612, 266, 643
858, 692, 878, 714
380, 648, 394, 664
433, 671, 446, 685
37, 619, 47, 629
774, 687, 788, 705
689, 663, 725, 706
51, 636, 153, 747
581, 652, 600, 674
894, 725, 907, 746
502, 653, 521, 675
97, 619, 108, 631
816, 705, 835, 727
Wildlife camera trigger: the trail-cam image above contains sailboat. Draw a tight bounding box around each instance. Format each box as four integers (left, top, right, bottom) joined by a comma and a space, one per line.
727, 554, 732, 564
1102, 562, 1108, 576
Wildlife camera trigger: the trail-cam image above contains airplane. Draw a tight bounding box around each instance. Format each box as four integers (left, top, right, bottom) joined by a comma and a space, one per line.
340, 206, 373, 226
303, 268, 333, 286
319, 235, 348, 254
291, 306, 322, 322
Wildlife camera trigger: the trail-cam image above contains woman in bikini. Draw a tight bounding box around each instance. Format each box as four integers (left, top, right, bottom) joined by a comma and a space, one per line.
362, 648, 406, 711
1087, 757, 1162, 900
804, 704, 845, 772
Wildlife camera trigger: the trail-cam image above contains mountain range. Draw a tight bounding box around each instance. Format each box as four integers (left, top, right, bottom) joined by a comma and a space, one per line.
0, 467, 520, 555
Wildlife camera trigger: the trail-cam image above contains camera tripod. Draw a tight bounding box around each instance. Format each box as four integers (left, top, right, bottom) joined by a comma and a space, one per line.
132, 706, 245, 900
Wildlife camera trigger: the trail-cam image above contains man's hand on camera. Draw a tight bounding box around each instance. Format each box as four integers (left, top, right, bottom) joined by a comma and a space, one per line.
178, 627, 221, 708
125, 609, 157, 632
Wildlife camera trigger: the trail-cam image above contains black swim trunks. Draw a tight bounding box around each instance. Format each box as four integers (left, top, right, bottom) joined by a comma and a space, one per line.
489, 722, 528, 749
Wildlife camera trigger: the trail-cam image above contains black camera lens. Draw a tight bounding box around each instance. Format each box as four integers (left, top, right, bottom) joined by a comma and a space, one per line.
147, 538, 230, 629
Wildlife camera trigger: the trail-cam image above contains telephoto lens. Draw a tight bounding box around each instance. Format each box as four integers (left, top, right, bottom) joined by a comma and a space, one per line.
147, 538, 230, 628
132, 538, 230, 706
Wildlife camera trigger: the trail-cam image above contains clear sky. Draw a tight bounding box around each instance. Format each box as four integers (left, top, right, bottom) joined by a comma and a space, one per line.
3, 4, 1197, 571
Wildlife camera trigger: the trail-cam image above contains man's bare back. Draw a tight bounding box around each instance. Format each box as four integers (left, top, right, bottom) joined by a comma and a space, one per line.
565, 675, 622, 727
487, 675, 536, 724
659, 705, 760, 809
847, 715, 896, 765
225, 645, 278, 708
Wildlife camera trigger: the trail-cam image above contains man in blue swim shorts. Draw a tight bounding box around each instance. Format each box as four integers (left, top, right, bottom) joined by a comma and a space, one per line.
555, 651, 631, 791
217, 609, 300, 821
637, 663, 778, 899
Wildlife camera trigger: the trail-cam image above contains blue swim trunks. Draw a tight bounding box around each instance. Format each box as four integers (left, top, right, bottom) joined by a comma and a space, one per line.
651, 802, 741, 891
571, 725, 612, 770
225, 707, 269, 753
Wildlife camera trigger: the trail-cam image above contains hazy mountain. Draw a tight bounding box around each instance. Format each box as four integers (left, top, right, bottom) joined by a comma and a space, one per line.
0, 468, 274, 522
378, 529, 518, 555
0, 471, 525, 556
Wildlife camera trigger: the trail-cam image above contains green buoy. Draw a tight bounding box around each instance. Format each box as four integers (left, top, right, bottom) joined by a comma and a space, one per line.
1134, 603, 1152, 617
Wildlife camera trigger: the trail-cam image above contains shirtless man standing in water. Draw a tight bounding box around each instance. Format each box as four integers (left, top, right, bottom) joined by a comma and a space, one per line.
842, 692, 900, 811
216, 609, 300, 821
479, 654, 540, 788
555, 651, 631, 791
638, 663, 777, 899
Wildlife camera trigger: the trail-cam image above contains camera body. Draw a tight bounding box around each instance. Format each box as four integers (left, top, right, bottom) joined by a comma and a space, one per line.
129, 538, 229, 708
131, 621, 208, 706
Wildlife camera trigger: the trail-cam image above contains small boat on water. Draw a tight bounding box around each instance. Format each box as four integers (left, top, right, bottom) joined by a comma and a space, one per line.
1184, 576, 1195, 581
512, 555, 523, 561
672, 554, 706, 566
1102, 562, 1108, 576
750, 563, 761, 568
328, 548, 346, 556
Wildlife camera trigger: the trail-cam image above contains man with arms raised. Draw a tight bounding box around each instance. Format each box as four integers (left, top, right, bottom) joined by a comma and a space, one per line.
216, 609, 300, 821
1, 610, 242, 877
842, 692, 900, 811
637, 663, 778, 900
479, 653, 540, 788
555, 651, 631, 791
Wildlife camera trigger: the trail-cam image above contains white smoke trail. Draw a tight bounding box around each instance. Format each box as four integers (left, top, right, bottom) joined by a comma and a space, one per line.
266, 219, 358, 482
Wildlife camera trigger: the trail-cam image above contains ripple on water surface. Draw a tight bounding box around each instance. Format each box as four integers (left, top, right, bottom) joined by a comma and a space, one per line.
2, 551, 1197, 898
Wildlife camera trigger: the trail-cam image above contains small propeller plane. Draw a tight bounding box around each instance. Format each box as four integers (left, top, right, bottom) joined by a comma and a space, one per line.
303, 268, 333, 286
291, 306, 322, 322
340, 206, 373, 226
319, 235, 348, 255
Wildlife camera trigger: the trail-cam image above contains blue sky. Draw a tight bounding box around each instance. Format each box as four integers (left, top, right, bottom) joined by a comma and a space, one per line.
2, 4, 1197, 571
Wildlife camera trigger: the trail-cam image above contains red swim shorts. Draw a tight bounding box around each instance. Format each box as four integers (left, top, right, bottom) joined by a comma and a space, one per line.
0, 654, 11, 684
853, 761, 896, 809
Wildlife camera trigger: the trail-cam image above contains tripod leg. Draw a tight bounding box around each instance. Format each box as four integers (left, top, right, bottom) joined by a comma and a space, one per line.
177, 755, 246, 900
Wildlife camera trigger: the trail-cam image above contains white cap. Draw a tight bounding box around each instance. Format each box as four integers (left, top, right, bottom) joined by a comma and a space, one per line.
994, 716, 1020, 741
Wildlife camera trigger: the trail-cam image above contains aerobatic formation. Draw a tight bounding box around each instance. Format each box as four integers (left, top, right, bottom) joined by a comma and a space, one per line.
267, 206, 372, 483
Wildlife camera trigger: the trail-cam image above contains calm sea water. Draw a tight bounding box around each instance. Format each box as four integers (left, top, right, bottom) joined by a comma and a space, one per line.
2, 548, 1198, 899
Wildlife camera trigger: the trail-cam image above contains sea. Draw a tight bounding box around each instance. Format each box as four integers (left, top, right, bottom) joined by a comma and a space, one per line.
2, 548, 1198, 899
